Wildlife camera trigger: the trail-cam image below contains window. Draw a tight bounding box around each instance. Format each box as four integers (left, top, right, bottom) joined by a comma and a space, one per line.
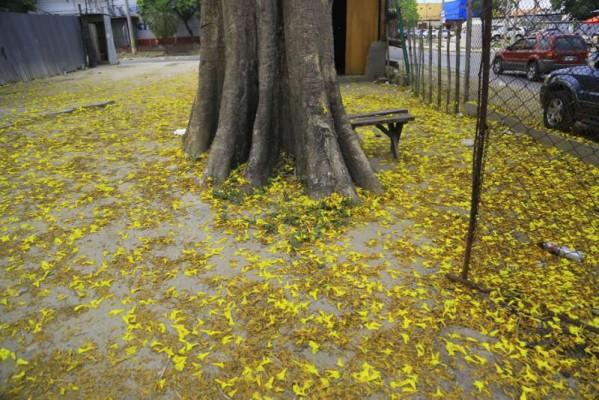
554, 37, 587, 50
539, 38, 550, 50
511, 39, 526, 50
524, 38, 536, 50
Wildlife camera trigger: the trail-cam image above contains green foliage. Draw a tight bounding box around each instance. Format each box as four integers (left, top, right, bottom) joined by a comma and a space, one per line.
171, 0, 200, 22
471, 0, 513, 18
394, 0, 419, 28
138, 0, 199, 40
0, 0, 36, 13
171, 0, 200, 38
550, 0, 599, 20
137, 0, 179, 43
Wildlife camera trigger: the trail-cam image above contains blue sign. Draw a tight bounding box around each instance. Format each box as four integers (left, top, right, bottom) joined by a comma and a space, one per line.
443, 0, 468, 21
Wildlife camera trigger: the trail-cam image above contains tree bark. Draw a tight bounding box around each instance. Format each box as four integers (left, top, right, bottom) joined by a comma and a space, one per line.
184, 0, 382, 202
185, 0, 224, 157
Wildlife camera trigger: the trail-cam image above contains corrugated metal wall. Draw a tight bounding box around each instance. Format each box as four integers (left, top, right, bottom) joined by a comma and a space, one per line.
0, 12, 87, 84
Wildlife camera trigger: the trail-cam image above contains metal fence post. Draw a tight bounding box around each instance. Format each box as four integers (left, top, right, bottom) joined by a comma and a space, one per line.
454, 22, 462, 114
463, 0, 473, 103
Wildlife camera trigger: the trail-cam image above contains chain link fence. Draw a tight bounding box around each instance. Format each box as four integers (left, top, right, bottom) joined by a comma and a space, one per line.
391, 1, 599, 320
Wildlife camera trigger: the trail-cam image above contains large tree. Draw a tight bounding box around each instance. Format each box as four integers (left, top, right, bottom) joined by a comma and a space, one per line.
0, 0, 36, 13
138, 0, 179, 45
550, 0, 599, 20
183, 0, 382, 202
139, 0, 201, 41
469, 0, 515, 19
395, 0, 419, 28
171, 0, 200, 41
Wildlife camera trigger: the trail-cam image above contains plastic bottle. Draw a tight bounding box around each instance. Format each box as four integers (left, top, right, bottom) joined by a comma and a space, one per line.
539, 242, 584, 263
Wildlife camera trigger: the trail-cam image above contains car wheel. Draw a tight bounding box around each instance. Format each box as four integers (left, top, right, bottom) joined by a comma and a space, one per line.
515, 34, 523, 40
492, 57, 504, 74
526, 61, 539, 81
492, 34, 501, 42
543, 91, 575, 132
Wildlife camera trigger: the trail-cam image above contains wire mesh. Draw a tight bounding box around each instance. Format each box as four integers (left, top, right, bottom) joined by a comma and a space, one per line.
470, 1, 599, 296
390, 0, 599, 318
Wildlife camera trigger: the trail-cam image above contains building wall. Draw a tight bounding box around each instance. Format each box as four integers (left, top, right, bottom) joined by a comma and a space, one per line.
112, 18, 132, 48
417, 3, 442, 23
35, 0, 200, 47
36, 0, 131, 16
136, 18, 200, 47
36, 0, 84, 15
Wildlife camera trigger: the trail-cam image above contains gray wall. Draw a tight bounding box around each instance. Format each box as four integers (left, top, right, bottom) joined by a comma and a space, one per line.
0, 12, 87, 84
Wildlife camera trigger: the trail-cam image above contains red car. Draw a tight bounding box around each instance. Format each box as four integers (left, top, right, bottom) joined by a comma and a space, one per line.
492, 29, 588, 81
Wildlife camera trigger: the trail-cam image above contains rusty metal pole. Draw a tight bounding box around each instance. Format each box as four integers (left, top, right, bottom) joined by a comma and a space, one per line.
454, 22, 462, 114
461, 0, 493, 280
464, 0, 474, 102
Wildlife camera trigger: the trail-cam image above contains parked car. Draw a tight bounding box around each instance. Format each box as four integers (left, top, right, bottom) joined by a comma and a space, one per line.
539, 54, 599, 131
416, 28, 452, 40
409, 28, 439, 40
441, 29, 454, 39
492, 25, 526, 42
406, 29, 423, 39
492, 30, 589, 81
422, 29, 439, 39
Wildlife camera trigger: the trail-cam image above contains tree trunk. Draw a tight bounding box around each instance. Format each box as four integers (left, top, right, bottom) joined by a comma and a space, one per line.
179, 17, 195, 43
183, 0, 382, 202
175, 9, 199, 44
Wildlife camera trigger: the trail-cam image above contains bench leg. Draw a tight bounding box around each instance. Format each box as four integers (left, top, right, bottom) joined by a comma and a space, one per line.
389, 123, 404, 160
375, 123, 404, 160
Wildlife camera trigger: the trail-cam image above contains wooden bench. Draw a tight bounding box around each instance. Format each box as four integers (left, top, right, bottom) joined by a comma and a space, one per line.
348, 108, 415, 160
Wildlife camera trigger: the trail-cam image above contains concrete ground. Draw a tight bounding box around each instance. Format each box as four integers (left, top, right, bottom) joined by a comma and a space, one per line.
0, 59, 597, 399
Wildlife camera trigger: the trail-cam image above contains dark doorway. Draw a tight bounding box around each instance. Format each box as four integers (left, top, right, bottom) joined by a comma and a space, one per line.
95, 22, 108, 62
332, 0, 346, 75
82, 16, 110, 65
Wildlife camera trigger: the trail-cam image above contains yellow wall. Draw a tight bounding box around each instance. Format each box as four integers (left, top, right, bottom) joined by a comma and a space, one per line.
345, 0, 380, 75
417, 3, 442, 22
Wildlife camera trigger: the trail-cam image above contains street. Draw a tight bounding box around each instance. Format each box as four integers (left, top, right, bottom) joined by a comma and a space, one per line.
389, 44, 544, 123
390, 44, 542, 85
